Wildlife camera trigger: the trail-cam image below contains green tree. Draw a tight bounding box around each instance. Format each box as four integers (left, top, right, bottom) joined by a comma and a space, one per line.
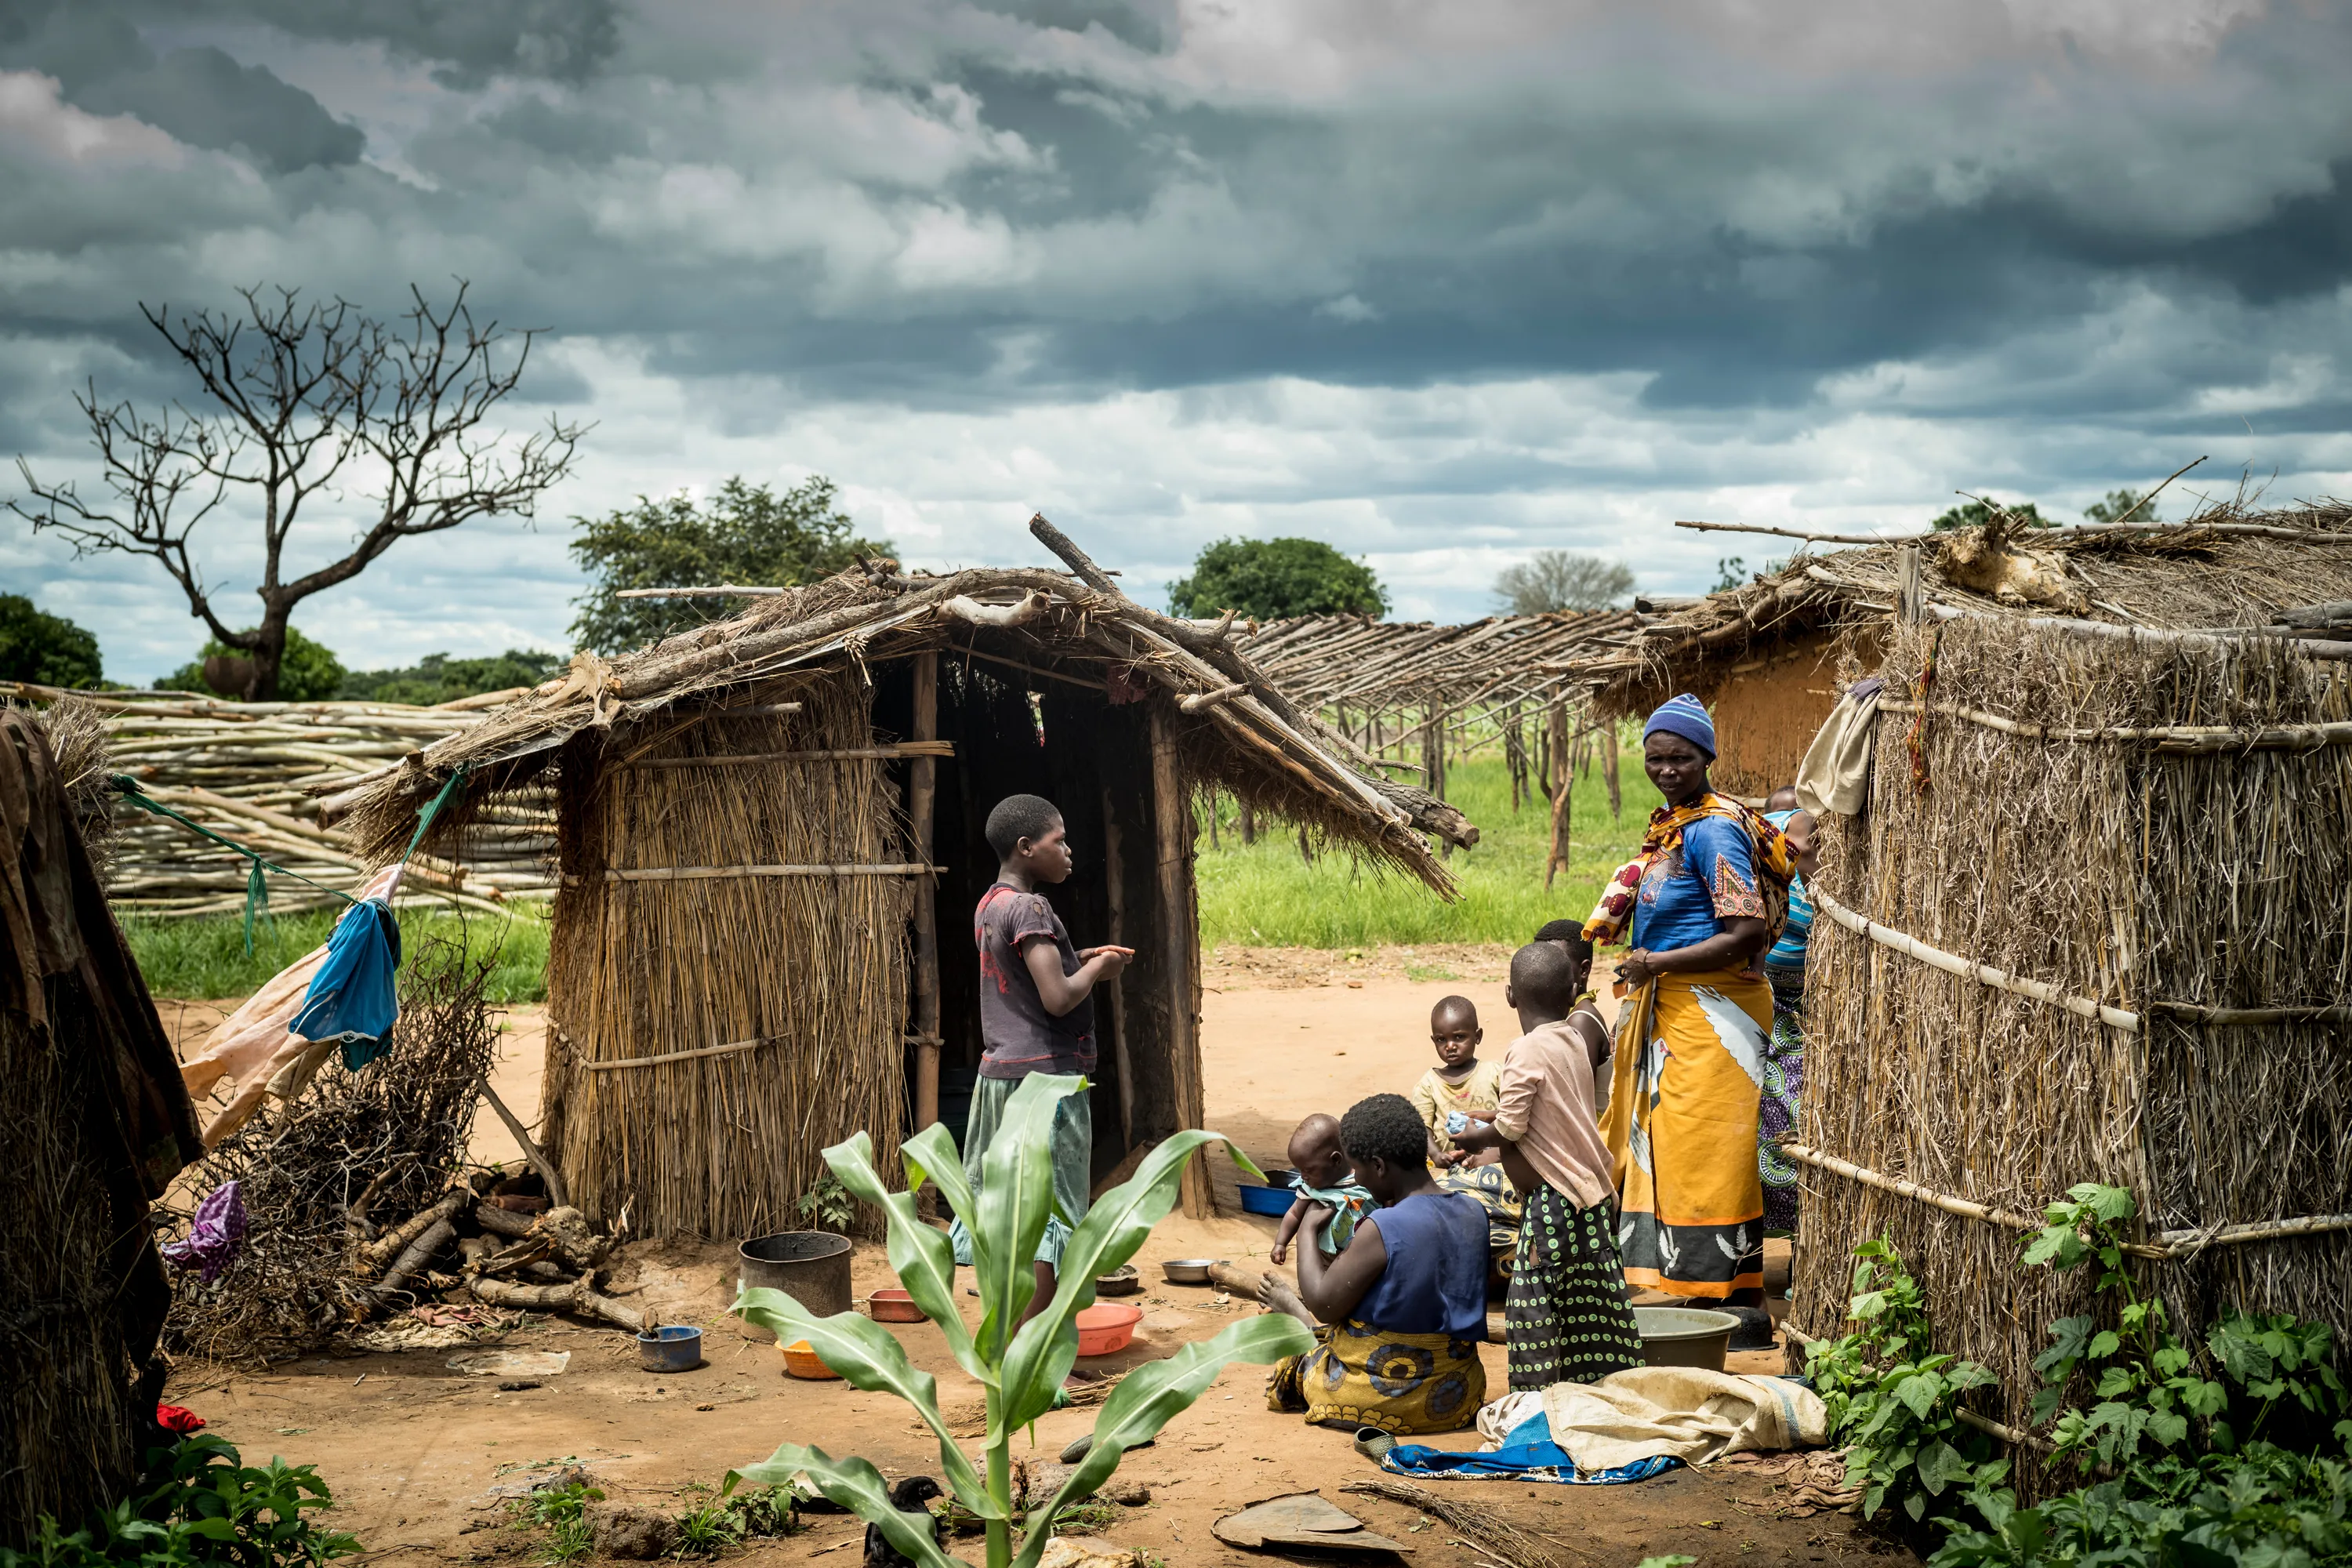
568, 476, 889, 654
1930, 497, 2049, 531
158, 626, 345, 702
2083, 488, 2161, 525
1712, 557, 1748, 593
338, 649, 564, 705
0, 593, 103, 688
1494, 549, 1635, 614
1166, 536, 1388, 621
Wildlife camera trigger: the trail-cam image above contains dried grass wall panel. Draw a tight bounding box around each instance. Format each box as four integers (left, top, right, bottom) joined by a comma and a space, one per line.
1798, 619, 2352, 1496
544, 673, 909, 1240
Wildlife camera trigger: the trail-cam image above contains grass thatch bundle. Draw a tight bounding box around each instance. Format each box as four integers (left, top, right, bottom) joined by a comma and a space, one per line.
541, 670, 910, 1239
163, 931, 497, 1363
1795, 612, 2352, 1496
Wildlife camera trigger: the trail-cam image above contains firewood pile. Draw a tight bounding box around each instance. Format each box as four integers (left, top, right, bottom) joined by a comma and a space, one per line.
162, 934, 641, 1363
0, 680, 555, 916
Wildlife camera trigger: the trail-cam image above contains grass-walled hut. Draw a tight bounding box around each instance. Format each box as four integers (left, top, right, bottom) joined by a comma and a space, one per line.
340, 523, 1469, 1239
1570, 501, 2352, 1493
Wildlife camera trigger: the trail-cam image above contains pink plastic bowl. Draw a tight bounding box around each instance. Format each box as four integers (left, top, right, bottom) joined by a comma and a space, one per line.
1075, 1302, 1143, 1356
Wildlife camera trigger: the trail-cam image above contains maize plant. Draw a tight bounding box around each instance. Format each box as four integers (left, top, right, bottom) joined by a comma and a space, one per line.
728, 1073, 1313, 1568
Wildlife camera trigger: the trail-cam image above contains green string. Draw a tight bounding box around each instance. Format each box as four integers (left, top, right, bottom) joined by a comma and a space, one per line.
108, 762, 471, 955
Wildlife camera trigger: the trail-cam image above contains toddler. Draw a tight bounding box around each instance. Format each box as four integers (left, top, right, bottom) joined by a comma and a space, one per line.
1269, 1113, 1375, 1265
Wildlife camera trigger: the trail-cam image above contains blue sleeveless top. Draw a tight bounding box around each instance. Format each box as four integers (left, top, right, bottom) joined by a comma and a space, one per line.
1353, 1192, 1489, 1340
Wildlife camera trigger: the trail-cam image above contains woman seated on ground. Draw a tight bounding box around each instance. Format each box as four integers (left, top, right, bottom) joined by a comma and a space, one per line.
1267, 1094, 1490, 1436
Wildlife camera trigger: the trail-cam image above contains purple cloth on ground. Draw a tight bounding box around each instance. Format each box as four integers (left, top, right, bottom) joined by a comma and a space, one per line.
161, 1180, 247, 1283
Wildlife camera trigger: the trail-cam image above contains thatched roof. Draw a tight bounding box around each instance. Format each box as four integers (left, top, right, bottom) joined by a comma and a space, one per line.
1243, 608, 1640, 732
1563, 499, 2352, 719
336, 550, 1475, 894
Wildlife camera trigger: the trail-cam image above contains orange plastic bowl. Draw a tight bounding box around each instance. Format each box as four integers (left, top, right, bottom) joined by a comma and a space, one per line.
1075, 1303, 1143, 1356
869, 1288, 927, 1323
782, 1340, 843, 1380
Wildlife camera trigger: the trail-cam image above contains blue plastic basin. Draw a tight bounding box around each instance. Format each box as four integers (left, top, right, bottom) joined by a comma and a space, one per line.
1236, 1183, 1291, 1217
637, 1324, 703, 1373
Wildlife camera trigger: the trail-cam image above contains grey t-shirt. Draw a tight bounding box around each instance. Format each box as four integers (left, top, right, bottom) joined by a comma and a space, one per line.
975, 882, 1095, 1080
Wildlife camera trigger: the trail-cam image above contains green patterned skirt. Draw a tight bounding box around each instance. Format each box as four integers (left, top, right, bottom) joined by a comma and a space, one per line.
1503, 1183, 1646, 1391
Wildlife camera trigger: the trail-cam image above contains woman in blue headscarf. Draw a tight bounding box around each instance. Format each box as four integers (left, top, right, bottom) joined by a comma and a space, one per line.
1582, 695, 1795, 1313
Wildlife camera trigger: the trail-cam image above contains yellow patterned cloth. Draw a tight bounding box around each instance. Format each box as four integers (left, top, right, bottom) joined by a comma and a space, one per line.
1602, 969, 1772, 1298
1267, 1320, 1487, 1434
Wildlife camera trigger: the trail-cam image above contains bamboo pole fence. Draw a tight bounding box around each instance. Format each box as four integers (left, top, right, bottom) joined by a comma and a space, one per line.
0, 681, 556, 916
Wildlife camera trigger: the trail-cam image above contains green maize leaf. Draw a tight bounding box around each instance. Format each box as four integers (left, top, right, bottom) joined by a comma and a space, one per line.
971, 1073, 1086, 1365
731, 1287, 994, 1515
728, 1443, 960, 1568
999, 1127, 1236, 1432
1010, 1313, 1315, 1568
819, 1132, 983, 1384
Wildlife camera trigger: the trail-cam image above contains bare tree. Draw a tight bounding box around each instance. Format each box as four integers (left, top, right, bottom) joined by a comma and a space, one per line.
9, 283, 582, 700
1494, 549, 1635, 614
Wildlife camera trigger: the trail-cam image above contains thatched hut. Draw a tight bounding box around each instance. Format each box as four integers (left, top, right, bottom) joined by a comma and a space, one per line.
1573, 502, 2352, 1490
339, 524, 1468, 1238
2, 706, 204, 1540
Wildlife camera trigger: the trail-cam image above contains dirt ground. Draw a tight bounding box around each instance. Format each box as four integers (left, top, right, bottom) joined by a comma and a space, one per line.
159, 958, 1893, 1568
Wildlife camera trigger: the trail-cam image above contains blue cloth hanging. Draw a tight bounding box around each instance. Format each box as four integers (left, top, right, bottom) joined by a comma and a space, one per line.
1381, 1411, 1683, 1486
290, 897, 403, 1069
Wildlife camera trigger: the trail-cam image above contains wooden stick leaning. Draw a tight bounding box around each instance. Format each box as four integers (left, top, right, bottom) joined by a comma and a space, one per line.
1877, 698, 2352, 754
600, 862, 942, 883
580, 1035, 782, 1073
623, 742, 953, 769
478, 1076, 569, 1210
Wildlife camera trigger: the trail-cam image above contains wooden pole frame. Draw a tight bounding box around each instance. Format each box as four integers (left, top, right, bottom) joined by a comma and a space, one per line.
1151, 702, 1213, 1218
910, 652, 943, 1132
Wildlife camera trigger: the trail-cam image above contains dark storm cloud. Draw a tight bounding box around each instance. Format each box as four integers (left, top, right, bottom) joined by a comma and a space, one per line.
78, 45, 363, 169
191, 0, 622, 83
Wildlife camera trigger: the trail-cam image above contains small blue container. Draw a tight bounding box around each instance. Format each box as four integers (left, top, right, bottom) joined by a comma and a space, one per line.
1236, 1183, 1291, 1217
637, 1324, 703, 1373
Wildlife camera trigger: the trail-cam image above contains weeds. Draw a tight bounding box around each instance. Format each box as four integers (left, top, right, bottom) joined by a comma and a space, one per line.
794, 1174, 857, 1234
0, 1435, 363, 1567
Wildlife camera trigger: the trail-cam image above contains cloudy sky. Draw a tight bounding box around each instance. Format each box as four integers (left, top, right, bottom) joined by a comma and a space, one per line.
5, 0, 2350, 682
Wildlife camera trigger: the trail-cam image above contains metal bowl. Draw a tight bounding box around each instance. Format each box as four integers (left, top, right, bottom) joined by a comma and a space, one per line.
1162, 1259, 1223, 1286
1094, 1264, 1142, 1298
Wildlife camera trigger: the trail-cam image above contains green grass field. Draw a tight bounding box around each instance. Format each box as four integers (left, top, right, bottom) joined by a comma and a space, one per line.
123, 902, 551, 1003
1198, 753, 1662, 948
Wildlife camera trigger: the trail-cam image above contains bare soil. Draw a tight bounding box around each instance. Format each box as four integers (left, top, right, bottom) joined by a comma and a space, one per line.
159, 965, 1894, 1568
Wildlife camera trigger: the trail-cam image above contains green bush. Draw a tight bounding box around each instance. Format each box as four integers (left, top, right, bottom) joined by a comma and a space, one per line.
338, 650, 564, 706
1166, 537, 1387, 620
156, 628, 345, 702
0, 592, 103, 688
1809, 1189, 2352, 1568
0, 1433, 361, 1566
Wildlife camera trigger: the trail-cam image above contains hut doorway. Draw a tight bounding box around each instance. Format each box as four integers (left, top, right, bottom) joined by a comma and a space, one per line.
876, 655, 1201, 1197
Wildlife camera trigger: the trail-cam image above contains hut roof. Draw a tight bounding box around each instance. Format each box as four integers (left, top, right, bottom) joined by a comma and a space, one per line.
1562, 500, 2352, 718
337, 550, 1475, 894
1243, 607, 1642, 733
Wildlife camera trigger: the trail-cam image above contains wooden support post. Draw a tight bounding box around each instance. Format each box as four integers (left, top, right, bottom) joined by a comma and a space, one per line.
910, 652, 942, 1132
1150, 704, 1212, 1219
1897, 543, 1924, 626
1544, 701, 1572, 891
1602, 723, 1622, 820
1101, 786, 1135, 1153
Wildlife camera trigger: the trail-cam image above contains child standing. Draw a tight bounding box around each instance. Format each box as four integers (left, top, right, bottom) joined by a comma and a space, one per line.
1269, 1113, 1375, 1265
1409, 996, 1503, 1163
1454, 942, 1645, 1391
951, 793, 1131, 1323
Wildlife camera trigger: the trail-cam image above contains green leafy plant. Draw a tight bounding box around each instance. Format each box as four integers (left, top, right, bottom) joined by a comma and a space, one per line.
1806, 1238, 2003, 1524
508, 1480, 603, 1563
794, 1173, 857, 1234
727, 1072, 1315, 1568
2024, 1185, 2228, 1472
0, 1433, 363, 1566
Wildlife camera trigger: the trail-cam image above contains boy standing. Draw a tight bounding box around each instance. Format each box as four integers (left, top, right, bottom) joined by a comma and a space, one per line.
1409, 996, 1503, 1163
952, 794, 1131, 1320
1454, 942, 1645, 1391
